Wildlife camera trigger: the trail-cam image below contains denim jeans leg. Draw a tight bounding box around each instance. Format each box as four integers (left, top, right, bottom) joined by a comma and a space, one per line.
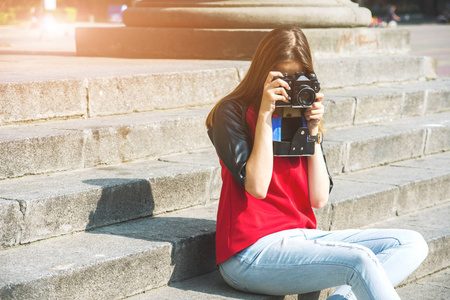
322, 228, 429, 287
219, 229, 401, 300
300, 228, 427, 299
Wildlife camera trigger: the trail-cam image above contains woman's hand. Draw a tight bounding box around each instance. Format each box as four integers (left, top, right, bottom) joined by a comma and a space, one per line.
245, 71, 291, 199
303, 93, 324, 136
259, 72, 291, 116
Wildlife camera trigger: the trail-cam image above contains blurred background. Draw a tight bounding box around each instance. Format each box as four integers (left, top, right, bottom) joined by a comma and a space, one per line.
0, 0, 449, 26
0, 0, 136, 25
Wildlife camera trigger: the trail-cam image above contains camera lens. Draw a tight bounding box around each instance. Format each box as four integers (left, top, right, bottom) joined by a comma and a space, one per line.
297, 86, 316, 107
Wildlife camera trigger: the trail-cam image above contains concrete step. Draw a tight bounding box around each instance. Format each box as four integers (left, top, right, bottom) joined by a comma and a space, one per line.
0, 203, 218, 300
323, 110, 450, 175
0, 149, 220, 248
0, 106, 213, 179
1, 194, 448, 300
1, 107, 449, 246
1, 140, 449, 254
76, 27, 409, 60
1, 81, 449, 180
316, 151, 450, 231
124, 268, 450, 300
1, 54, 437, 125
323, 77, 450, 129
361, 202, 450, 283
396, 268, 450, 300
0, 57, 246, 125
125, 202, 450, 300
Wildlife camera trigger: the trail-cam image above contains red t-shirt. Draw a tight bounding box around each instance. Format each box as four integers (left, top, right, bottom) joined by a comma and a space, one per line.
215, 105, 316, 265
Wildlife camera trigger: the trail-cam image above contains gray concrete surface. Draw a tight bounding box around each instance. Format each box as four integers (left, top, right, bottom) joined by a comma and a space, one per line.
2, 143, 449, 254
396, 268, 450, 300
0, 55, 442, 125
400, 24, 450, 77
0, 202, 218, 300
126, 202, 450, 300
1, 96, 449, 180
0, 21, 449, 300
1, 192, 449, 300
0, 149, 219, 247
0, 22, 447, 74
75, 27, 408, 59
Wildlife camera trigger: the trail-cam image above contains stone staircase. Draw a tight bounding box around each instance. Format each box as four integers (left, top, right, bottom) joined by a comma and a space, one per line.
1, 38, 450, 299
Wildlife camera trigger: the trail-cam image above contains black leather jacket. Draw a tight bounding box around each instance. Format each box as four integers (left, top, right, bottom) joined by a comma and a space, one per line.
207, 99, 333, 192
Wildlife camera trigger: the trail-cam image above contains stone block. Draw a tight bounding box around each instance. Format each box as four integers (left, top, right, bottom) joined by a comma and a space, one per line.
323, 111, 450, 174
322, 96, 355, 129
414, 235, 450, 282
392, 151, 450, 170
351, 130, 425, 171
328, 122, 427, 172
353, 92, 403, 125
322, 141, 346, 176
76, 27, 411, 61
426, 88, 450, 114
336, 160, 450, 215
307, 28, 409, 57
0, 199, 22, 249
92, 203, 218, 283
80, 108, 211, 167
131, 270, 286, 300
87, 68, 240, 117
76, 27, 268, 60
0, 126, 85, 179
396, 173, 450, 215
426, 126, 450, 154
401, 89, 426, 118
159, 149, 222, 202
314, 205, 333, 231
328, 179, 399, 230
423, 56, 439, 79
315, 56, 436, 89
0, 152, 218, 245
0, 232, 173, 300
397, 268, 450, 300
1, 56, 250, 123
0, 106, 212, 179
0, 80, 87, 125
325, 78, 450, 122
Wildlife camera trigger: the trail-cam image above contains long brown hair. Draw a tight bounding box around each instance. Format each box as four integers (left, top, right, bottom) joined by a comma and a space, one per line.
205, 27, 321, 134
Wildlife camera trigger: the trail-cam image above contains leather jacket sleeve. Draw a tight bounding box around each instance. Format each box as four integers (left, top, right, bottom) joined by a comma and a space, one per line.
207, 99, 251, 189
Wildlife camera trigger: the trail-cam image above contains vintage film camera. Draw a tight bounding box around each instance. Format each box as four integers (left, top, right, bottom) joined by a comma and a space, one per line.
272, 72, 321, 156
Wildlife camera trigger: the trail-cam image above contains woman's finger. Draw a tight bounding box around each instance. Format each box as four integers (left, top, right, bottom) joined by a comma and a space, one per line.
268, 78, 291, 91
315, 93, 324, 102
265, 71, 285, 85
271, 87, 290, 100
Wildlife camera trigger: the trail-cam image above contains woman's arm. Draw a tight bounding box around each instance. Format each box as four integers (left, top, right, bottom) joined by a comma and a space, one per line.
304, 93, 330, 208
244, 72, 290, 199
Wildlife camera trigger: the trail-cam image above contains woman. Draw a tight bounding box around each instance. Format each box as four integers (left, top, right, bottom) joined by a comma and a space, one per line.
206, 27, 428, 299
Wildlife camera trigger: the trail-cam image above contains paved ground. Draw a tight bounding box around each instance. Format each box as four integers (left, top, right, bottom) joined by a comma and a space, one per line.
400, 23, 450, 77
0, 22, 449, 76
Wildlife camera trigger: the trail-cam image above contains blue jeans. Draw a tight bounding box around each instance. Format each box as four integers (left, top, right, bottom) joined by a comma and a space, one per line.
219, 228, 428, 300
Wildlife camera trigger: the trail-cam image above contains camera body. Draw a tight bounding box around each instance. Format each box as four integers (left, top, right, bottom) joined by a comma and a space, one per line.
275, 72, 320, 108
272, 72, 321, 156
